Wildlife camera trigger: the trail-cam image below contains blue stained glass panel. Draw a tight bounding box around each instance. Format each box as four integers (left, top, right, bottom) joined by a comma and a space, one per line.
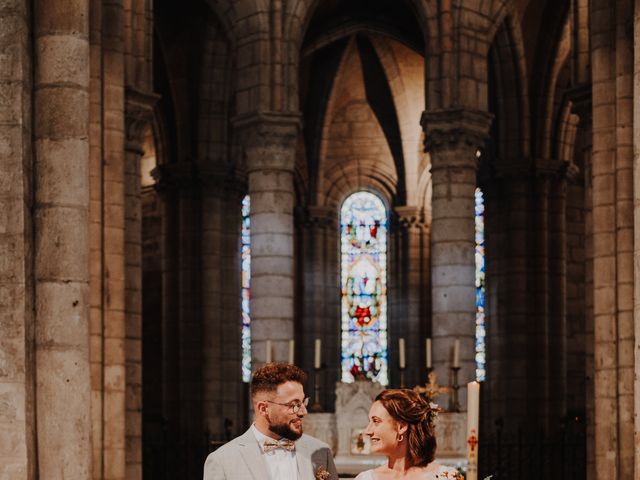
475, 188, 486, 382
340, 191, 388, 385
241, 195, 252, 382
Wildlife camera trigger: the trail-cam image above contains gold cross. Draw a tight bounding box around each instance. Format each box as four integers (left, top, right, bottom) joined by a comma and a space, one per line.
413, 371, 451, 403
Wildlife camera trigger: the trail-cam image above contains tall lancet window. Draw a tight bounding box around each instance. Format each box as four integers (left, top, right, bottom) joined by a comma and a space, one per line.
475, 188, 486, 381
340, 191, 388, 385
241, 195, 251, 382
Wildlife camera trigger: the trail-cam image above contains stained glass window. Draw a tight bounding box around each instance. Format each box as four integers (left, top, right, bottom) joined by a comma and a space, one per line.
475, 188, 486, 382
241, 195, 251, 382
340, 191, 388, 385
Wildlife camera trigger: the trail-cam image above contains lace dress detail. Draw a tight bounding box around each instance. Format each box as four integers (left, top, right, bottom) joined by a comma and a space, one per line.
354, 465, 462, 480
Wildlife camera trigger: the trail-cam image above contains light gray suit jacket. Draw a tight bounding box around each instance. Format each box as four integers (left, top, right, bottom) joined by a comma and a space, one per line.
203, 428, 338, 480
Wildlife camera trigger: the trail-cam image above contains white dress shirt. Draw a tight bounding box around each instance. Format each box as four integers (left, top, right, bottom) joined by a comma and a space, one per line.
251, 424, 298, 480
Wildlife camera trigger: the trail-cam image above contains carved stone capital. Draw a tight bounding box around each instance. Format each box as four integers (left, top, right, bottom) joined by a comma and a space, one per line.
394, 206, 426, 230
567, 84, 592, 122
199, 167, 248, 198
562, 161, 581, 183
125, 87, 160, 154
489, 159, 533, 181
421, 108, 493, 158
485, 157, 580, 185
295, 205, 335, 229
533, 158, 581, 183
232, 111, 302, 173
151, 162, 199, 195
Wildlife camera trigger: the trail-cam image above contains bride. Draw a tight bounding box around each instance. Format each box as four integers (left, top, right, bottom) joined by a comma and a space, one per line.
355, 389, 463, 480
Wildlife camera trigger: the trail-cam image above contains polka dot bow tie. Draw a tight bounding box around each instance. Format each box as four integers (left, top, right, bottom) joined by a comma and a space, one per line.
263, 439, 296, 453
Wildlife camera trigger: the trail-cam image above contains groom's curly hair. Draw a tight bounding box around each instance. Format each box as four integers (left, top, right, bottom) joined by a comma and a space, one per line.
251, 362, 308, 398
375, 389, 437, 467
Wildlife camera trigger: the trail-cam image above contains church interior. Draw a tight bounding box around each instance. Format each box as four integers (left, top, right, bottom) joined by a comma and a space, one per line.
2, 0, 639, 478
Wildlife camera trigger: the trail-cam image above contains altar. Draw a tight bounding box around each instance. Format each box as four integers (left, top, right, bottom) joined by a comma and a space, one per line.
304, 380, 467, 478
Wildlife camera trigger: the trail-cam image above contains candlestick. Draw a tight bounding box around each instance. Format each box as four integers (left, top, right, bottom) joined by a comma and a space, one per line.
448, 366, 461, 412
452, 338, 460, 368
310, 366, 323, 412
466, 381, 480, 480
314, 338, 321, 369
288, 339, 295, 364
265, 340, 272, 363
425, 338, 432, 369
398, 338, 406, 369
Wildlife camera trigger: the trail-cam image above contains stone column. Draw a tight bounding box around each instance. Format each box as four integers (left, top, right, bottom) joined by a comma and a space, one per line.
532, 174, 551, 425
591, 0, 634, 477
234, 113, 301, 369
152, 163, 197, 480
88, 1, 104, 475
34, 0, 93, 477
393, 206, 429, 388
124, 89, 156, 480
298, 206, 338, 409
176, 166, 202, 479
218, 179, 247, 435
421, 109, 491, 403
482, 171, 533, 427
0, 1, 34, 478
634, 3, 640, 478
548, 167, 575, 427
201, 170, 245, 440
101, 1, 128, 478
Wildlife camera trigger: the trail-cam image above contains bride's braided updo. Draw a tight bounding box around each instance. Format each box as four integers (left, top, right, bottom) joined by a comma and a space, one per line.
374, 389, 438, 467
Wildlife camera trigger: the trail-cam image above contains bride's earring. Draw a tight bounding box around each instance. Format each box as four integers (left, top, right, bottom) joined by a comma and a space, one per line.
398, 434, 404, 442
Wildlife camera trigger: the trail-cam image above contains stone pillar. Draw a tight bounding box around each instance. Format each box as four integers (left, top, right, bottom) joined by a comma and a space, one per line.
152, 162, 200, 479
0, 2, 34, 478
634, 3, 640, 478
152, 164, 180, 479
482, 171, 533, 427
235, 113, 301, 369
532, 174, 551, 425
88, 1, 103, 476
548, 167, 574, 427
176, 166, 202, 479
218, 179, 247, 435
591, 0, 634, 477
393, 206, 429, 388
124, 89, 156, 480
33, 0, 93, 477
583, 148, 595, 480
102, 0, 127, 475
140, 176, 164, 479
298, 206, 338, 409
201, 170, 245, 440
421, 108, 491, 404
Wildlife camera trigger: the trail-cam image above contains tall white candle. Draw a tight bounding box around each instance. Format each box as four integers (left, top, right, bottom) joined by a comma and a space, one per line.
314, 338, 322, 369
452, 338, 460, 368
425, 338, 432, 368
466, 381, 480, 480
265, 340, 272, 363
398, 338, 406, 369
288, 339, 295, 364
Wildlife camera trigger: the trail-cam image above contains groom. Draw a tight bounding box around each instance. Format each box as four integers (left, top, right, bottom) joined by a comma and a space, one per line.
203, 362, 338, 480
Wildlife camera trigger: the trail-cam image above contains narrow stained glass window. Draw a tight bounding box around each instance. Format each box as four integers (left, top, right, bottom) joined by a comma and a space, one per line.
341, 191, 388, 385
241, 195, 251, 382
475, 187, 486, 382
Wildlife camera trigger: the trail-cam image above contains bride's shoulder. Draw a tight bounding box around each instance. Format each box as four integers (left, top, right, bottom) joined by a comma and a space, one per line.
354, 470, 374, 480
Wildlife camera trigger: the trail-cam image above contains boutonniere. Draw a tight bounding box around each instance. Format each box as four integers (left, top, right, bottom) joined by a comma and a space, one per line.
314, 465, 331, 480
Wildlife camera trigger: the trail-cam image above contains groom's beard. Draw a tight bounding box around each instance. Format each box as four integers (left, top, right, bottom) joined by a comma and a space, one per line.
269, 418, 303, 441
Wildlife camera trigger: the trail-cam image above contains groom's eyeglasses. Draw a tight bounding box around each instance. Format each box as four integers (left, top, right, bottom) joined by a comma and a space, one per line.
265, 397, 310, 414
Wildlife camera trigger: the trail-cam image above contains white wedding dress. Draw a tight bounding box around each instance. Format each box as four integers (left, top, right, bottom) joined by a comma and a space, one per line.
355, 464, 461, 479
